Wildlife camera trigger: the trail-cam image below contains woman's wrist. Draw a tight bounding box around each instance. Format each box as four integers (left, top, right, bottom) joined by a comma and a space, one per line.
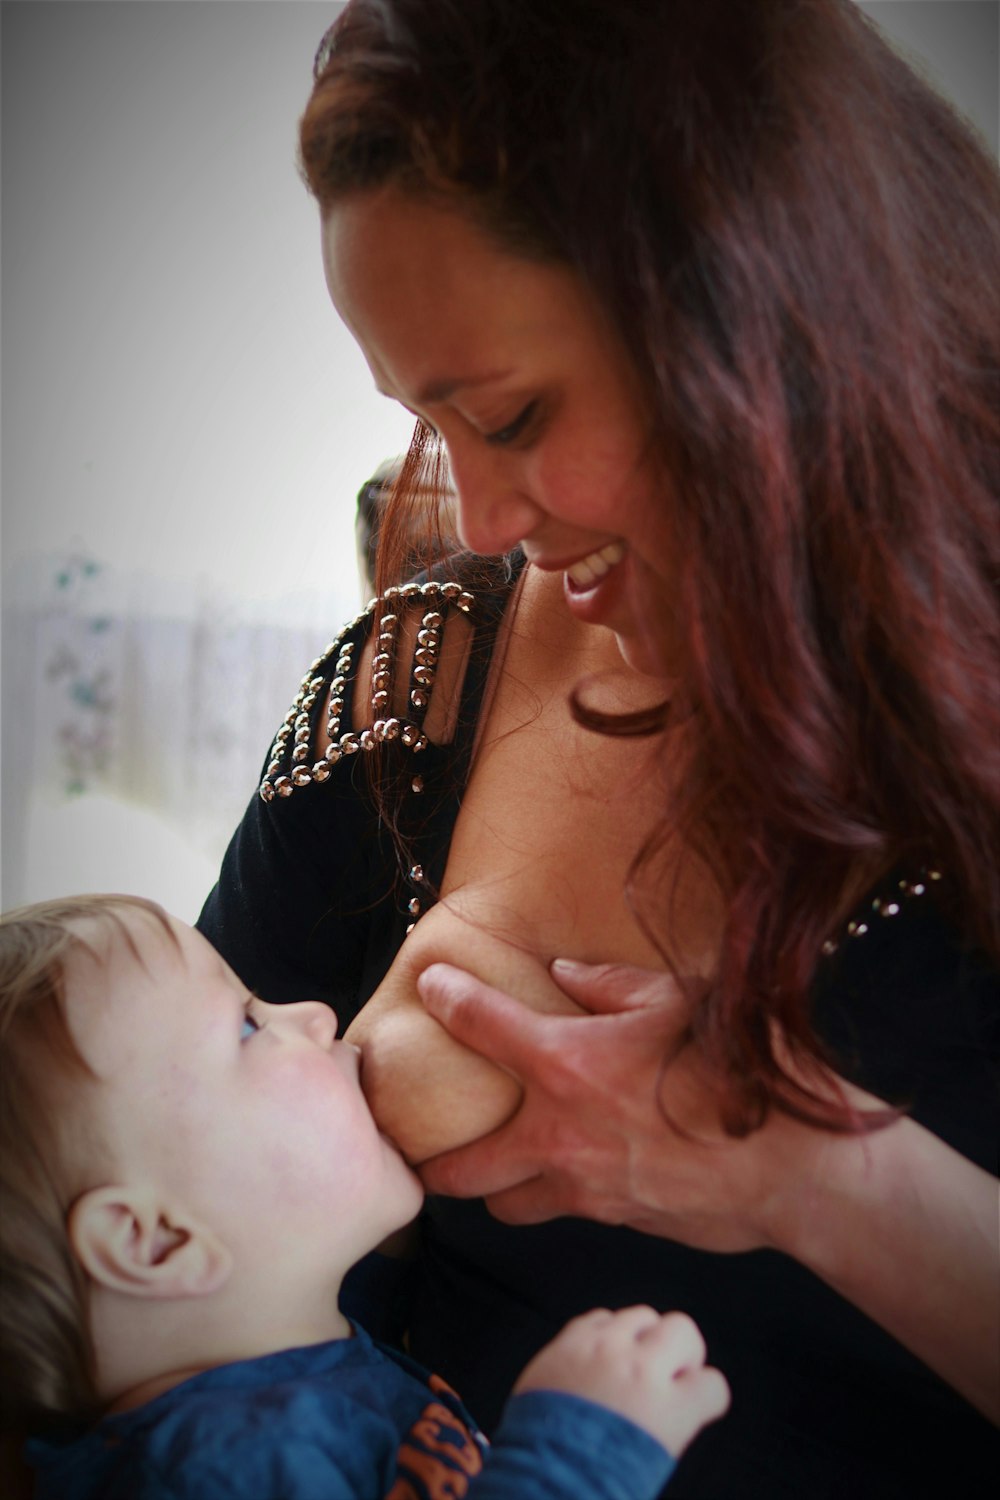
707, 1061, 900, 1261
758, 1112, 887, 1266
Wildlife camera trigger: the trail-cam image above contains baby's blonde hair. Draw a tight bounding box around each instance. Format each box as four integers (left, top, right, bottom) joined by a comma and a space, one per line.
0, 894, 175, 1431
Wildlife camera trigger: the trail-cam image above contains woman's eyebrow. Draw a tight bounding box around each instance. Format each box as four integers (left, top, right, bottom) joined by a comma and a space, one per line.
411, 368, 515, 404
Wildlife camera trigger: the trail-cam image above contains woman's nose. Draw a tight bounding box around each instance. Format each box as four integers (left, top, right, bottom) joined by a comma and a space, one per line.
447, 440, 541, 556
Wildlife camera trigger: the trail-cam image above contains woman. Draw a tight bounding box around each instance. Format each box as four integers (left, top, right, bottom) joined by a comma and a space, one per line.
199, 1, 999, 1494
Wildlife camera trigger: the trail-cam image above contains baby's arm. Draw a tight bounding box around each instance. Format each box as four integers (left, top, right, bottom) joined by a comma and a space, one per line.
471, 1307, 730, 1499
346, 896, 583, 1163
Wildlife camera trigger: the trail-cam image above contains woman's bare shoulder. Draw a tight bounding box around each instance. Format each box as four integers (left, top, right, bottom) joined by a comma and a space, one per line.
256, 566, 518, 805
347, 581, 476, 748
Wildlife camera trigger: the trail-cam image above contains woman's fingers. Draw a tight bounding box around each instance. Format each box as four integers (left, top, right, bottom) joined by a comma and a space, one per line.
481, 1173, 582, 1226
548, 957, 691, 1015
417, 962, 553, 1074
420, 1111, 609, 1214
419, 1128, 538, 1200
417, 961, 693, 1090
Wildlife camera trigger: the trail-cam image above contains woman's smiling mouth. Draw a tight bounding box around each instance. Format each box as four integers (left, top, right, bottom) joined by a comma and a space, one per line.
564, 540, 626, 591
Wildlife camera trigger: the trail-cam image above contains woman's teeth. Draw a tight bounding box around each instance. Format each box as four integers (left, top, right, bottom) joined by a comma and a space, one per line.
565, 541, 625, 589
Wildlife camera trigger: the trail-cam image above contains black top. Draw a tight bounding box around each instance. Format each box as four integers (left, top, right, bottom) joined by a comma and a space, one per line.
199, 555, 999, 1500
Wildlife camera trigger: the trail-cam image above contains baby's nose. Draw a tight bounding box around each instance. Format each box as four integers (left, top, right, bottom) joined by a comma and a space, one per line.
292, 1001, 338, 1048
311, 1006, 339, 1048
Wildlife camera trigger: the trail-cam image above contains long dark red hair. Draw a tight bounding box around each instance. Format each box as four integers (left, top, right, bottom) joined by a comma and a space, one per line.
299, 0, 1000, 1132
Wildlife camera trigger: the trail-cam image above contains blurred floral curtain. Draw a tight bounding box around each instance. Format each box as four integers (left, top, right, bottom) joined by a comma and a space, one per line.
3, 552, 355, 909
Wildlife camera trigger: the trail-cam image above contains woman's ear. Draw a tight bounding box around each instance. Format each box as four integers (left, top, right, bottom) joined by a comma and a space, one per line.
67, 1186, 233, 1299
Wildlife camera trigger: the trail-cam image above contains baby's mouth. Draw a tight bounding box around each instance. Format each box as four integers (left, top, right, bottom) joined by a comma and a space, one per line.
564, 540, 626, 591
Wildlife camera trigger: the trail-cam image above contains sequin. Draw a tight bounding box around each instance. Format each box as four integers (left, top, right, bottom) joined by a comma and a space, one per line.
820, 869, 940, 959
258, 579, 477, 804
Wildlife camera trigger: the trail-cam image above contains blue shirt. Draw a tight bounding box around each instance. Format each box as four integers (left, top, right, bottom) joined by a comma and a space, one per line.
29, 1323, 675, 1499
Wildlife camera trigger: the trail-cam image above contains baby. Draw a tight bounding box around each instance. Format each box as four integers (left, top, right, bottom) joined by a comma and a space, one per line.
0, 894, 729, 1500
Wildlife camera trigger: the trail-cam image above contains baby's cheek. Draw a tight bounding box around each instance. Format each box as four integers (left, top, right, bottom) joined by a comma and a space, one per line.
136, 1067, 213, 1170
257, 1072, 374, 1198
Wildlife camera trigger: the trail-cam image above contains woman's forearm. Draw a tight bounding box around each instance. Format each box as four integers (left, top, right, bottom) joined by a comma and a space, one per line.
765, 1114, 1000, 1423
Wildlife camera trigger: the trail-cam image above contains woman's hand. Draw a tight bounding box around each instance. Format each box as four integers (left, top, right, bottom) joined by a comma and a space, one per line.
417, 957, 815, 1249
418, 957, 1000, 1422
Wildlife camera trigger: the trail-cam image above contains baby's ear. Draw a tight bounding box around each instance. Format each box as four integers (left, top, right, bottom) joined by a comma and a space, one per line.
67, 1186, 232, 1299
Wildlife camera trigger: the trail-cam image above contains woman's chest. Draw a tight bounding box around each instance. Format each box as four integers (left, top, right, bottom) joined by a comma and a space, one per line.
438, 599, 719, 973
441, 709, 664, 964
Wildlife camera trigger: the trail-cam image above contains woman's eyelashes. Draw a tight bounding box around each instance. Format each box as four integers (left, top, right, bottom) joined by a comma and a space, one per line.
484, 401, 538, 447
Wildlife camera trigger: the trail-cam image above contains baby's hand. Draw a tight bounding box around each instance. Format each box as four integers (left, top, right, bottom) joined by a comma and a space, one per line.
513, 1306, 730, 1459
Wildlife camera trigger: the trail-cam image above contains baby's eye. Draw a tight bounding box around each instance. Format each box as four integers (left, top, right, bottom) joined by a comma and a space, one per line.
240, 998, 262, 1042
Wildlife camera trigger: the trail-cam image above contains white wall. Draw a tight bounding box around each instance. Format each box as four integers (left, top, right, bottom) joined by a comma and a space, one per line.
2, 0, 414, 618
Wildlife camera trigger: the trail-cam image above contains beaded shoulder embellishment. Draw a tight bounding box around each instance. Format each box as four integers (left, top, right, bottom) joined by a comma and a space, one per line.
820, 868, 943, 958
258, 579, 474, 804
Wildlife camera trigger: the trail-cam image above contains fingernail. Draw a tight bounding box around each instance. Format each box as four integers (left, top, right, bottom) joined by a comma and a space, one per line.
550, 957, 587, 976
416, 964, 450, 1006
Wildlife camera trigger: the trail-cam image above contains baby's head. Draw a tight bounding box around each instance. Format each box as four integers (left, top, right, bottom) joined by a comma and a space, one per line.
0, 895, 422, 1431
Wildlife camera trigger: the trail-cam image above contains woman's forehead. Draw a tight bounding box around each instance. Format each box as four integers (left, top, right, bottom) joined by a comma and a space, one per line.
321, 190, 595, 399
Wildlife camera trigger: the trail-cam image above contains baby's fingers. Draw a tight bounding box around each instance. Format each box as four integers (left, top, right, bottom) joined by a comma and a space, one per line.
675, 1364, 732, 1424
653, 1359, 731, 1460
638, 1309, 707, 1371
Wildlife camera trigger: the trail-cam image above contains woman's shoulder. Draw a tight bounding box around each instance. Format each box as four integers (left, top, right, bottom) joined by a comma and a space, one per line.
257, 551, 524, 808
196, 553, 525, 1005
813, 867, 999, 1168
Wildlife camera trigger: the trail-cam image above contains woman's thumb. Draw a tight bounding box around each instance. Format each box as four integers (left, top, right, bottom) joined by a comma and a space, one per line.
548, 958, 683, 1014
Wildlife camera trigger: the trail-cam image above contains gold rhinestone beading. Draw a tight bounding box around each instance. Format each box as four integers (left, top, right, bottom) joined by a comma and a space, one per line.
258, 580, 476, 804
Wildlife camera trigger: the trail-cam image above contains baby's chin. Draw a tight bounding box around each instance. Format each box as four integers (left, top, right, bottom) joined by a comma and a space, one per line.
382, 1135, 425, 1211
384, 1193, 424, 1245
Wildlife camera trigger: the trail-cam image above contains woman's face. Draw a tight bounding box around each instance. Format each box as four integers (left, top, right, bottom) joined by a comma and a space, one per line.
322, 189, 671, 675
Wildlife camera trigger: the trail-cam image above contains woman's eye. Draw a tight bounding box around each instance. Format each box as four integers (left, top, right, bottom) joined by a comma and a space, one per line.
484, 401, 538, 447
